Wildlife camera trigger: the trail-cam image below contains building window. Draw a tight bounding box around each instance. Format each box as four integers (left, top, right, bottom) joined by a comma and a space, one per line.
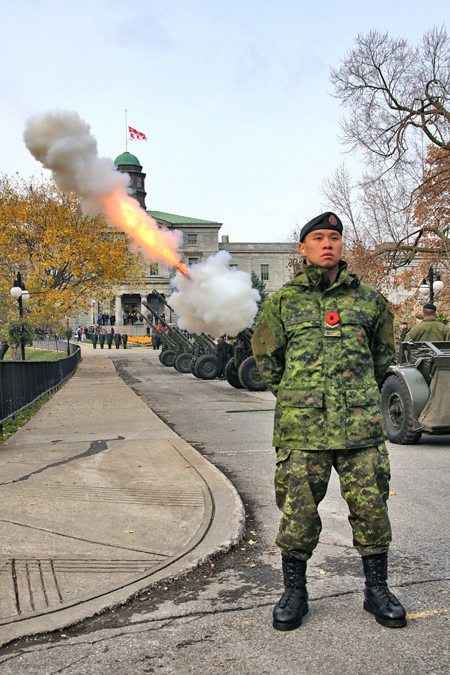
230, 264, 238, 270
261, 264, 269, 280
188, 257, 199, 266
146, 264, 159, 276
136, 177, 142, 188
187, 233, 198, 246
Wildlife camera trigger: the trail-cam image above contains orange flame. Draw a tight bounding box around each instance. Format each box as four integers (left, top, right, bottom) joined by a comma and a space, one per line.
176, 263, 191, 277
101, 190, 182, 268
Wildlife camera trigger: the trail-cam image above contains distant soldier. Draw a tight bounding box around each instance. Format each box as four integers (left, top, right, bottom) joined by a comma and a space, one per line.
399, 322, 409, 342
114, 332, 121, 349
407, 303, 450, 341
216, 336, 233, 379
106, 330, 114, 349
122, 331, 128, 349
92, 332, 98, 349
98, 331, 105, 349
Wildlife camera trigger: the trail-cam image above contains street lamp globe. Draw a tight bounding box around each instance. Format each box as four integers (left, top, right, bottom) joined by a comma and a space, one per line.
419, 285, 430, 296
433, 280, 444, 292
21, 290, 30, 302
10, 286, 22, 299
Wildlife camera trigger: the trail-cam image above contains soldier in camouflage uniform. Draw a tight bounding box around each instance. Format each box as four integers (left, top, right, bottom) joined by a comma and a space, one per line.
252, 212, 407, 631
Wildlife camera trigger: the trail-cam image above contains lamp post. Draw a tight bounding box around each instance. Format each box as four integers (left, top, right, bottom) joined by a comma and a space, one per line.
419, 266, 444, 304
10, 271, 29, 361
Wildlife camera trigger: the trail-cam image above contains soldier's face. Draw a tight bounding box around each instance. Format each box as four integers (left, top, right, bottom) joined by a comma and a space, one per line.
299, 230, 342, 271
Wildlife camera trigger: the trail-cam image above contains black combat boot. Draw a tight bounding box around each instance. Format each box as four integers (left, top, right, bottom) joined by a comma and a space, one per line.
273, 556, 308, 631
362, 554, 407, 628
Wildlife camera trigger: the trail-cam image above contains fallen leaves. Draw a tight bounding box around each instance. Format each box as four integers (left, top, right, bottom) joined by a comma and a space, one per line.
389, 491, 396, 496
122, 529, 136, 534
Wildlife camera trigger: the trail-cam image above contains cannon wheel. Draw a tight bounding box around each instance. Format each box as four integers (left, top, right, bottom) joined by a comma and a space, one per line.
176, 352, 194, 374
195, 354, 220, 380
190, 358, 201, 378
160, 349, 176, 367
381, 376, 422, 444
238, 356, 267, 392
225, 358, 243, 389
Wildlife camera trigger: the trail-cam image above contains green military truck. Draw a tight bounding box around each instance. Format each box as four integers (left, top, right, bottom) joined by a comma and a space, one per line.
380, 341, 450, 444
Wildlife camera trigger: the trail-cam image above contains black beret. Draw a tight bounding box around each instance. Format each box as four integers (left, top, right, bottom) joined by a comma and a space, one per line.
300, 212, 343, 242
423, 302, 437, 311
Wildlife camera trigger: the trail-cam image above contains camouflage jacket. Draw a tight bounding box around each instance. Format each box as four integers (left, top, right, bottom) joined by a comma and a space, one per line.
251, 261, 395, 450
406, 317, 450, 342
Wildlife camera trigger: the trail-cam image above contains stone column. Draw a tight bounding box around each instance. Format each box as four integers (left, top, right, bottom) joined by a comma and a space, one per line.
115, 295, 123, 325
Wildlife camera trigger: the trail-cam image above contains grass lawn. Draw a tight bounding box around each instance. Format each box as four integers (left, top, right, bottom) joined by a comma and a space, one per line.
2, 347, 68, 362
1, 393, 53, 443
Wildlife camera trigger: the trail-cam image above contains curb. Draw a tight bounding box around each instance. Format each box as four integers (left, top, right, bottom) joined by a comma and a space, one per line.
0, 413, 245, 648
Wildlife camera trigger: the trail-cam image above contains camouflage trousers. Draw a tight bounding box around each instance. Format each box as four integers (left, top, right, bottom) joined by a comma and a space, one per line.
275, 444, 392, 561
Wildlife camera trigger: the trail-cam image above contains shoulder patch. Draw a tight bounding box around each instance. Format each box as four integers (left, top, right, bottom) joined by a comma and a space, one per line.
252, 322, 279, 358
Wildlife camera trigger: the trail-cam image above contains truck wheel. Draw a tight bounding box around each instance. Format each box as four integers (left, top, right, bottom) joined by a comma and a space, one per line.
160, 349, 176, 367
381, 376, 422, 444
176, 352, 193, 373
238, 356, 267, 392
225, 358, 243, 389
195, 354, 220, 380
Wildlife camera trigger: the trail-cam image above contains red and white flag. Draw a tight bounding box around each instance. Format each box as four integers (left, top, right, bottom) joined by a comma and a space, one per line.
128, 126, 147, 141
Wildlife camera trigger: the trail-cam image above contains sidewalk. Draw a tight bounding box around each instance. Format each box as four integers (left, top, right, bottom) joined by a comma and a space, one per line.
0, 347, 245, 646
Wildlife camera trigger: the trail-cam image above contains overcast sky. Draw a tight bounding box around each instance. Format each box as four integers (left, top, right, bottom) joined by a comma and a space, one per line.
1, 0, 448, 243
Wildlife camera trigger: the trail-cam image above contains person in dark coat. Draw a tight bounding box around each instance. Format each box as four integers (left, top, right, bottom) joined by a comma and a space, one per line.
216, 336, 234, 378
122, 331, 128, 349
152, 327, 160, 350
399, 322, 409, 342
92, 332, 98, 349
106, 330, 114, 349
98, 331, 105, 349
114, 332, 121, 349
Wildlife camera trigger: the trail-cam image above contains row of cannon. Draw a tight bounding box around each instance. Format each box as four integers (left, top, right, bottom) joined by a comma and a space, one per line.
142, 292, 267, 392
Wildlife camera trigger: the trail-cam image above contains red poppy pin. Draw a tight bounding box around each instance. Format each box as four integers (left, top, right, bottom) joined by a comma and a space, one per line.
326, 312, 339, 325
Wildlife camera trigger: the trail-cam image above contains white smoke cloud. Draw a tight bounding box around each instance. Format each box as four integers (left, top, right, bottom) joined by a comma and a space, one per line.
23, 110, 129, 215
23, 110, 182, 264
169, 250, 260, 336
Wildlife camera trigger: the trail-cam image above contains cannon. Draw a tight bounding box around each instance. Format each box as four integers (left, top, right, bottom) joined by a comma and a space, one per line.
148, 291, 222, 379
189, 332, 220, 379
140, 308, 179, 367
380, 341, 450, 444
226, 327, 267, 391
141, 300, 194, 372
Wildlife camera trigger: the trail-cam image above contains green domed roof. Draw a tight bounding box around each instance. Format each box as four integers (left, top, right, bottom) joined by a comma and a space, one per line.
114, 151, 141, 167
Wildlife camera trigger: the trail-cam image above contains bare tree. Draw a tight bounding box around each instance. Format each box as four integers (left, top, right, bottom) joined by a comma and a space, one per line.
330, 26, 450, 181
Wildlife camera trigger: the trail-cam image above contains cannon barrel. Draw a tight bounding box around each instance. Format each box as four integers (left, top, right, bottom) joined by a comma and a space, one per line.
142, 300, 193, 354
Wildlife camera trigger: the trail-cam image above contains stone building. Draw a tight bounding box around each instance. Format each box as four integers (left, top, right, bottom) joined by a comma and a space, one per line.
91, 151, 295, 330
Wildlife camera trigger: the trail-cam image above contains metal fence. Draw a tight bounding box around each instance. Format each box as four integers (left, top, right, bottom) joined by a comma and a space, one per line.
32, 338, 73, 353
0, 344, 81, 434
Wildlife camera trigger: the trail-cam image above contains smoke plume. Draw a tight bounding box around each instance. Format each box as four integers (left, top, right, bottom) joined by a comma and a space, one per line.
23, 110, 182, 266
24, 111, 260, 335
169, 251, 260, 336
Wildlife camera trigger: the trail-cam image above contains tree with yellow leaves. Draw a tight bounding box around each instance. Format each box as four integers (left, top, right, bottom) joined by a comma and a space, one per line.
0, 175, 145, 335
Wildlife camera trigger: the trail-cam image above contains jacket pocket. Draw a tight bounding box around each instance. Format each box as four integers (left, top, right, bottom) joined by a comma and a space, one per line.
344, 387, 384, 446
345, 387, 380, 407
276, 390, 325, 449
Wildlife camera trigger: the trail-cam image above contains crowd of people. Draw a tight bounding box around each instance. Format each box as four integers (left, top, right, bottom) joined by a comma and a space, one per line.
75, 325, 129, 349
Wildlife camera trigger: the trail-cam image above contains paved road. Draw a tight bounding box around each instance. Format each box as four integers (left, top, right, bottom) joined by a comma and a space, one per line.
1, 349, 449, 674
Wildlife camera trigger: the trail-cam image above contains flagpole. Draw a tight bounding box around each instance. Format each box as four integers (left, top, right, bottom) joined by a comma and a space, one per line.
125, 109, 127, 152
